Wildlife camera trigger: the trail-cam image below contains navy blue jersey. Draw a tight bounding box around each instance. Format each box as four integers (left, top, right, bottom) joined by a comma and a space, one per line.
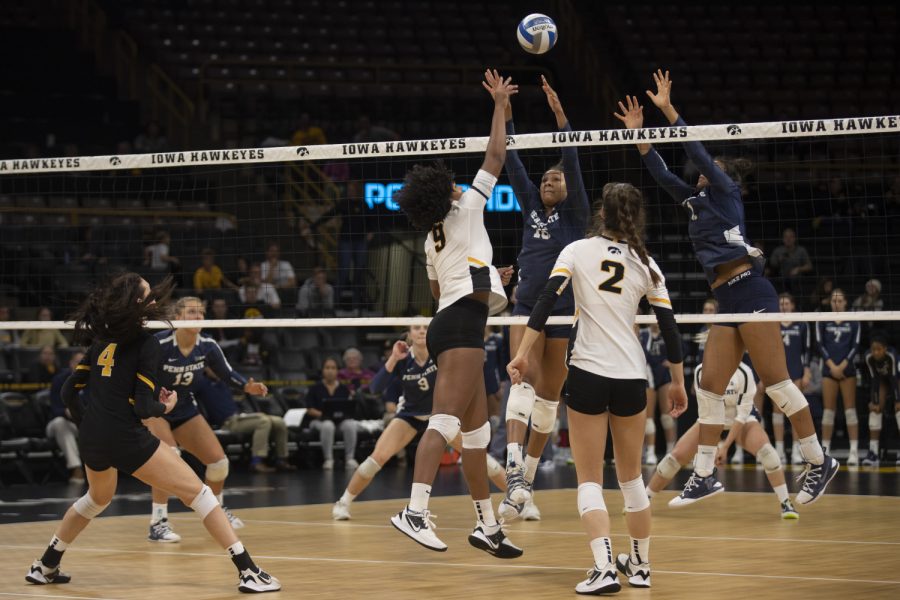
154, 331, 248, 410
815, 321, 861, 365
483, 332, 503, 395
642, 117, 762, 284
640, 329, 668, 370
781, 322, 810, 381
865, 349, 899, 403
369, 350, 436, 417
505, 120, 590, 310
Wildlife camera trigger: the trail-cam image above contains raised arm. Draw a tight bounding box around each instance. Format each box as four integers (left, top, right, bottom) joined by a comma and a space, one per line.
543, 75, 589, 223
480, 69, 518, 178
503, 99, 539, 214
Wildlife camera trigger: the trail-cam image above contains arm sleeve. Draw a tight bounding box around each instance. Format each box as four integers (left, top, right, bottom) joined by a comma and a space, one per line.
458, 169, 498, 210
61, 356, 91, 423
133, 336, 165, 419
816, 323, 831, 361
846, 322, 862, 362
558, 122, 590, 228
369, 364, 399, 395
641, 148, 695, 201
674, 116, 735, 191
504, 120, 541, 216
645, 260, 682, 364
206, 341, 249, 388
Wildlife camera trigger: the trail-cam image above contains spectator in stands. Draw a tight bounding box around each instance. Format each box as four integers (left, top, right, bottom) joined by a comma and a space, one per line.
233, 256, 251, 286
291, 113, 327, 146
852, 279, 884, 312
47, 351, 85, 483
338, 347, 375, 393
260, 242, 297, 290
239, 264, 281, 310
319, 180, 373, 310
194, 248, 237, 295
296, 267, 335, 317
237, 284, 275, 319
29, 345, 58, 384
305, 357, 358, 470
809, 277, 835, 312
352, 115, 399, 143
0, 304, 18, 350
143, 230, 180, 282
769, 227, 813, 294
133, 121, 169, 153
19, 307, 69, 349
195, 378, 295, 473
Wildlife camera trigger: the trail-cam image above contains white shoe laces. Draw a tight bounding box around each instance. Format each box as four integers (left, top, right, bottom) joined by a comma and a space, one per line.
682, 471, 702, 494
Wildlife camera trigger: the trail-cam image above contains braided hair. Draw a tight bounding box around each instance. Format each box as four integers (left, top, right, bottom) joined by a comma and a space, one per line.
591, 182, 660, 285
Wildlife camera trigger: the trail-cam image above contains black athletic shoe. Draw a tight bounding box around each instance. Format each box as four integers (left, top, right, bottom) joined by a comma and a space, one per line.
25, 560, 71, 585
795, 455, 839, 505
668, 469, 724, 508
467, 524, 523, 559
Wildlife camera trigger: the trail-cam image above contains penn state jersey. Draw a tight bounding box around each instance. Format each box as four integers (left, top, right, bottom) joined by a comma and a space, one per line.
640, 329, 668, 370
641, 117, 762, 284
370, 350, 437, 417
865, 349, 899, 401
505, 121, 589, 311
695, 361, 756, 429
483, 332, 503, 392
551, 235, 672, 380
781, 321, 810, 381
815, 321, 861, 364
155, 331, 247, 407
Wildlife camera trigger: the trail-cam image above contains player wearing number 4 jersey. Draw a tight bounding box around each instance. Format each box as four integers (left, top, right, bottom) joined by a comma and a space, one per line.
25, 274, 279, 593
509, 183, 688, 594
615, 69, 837, 508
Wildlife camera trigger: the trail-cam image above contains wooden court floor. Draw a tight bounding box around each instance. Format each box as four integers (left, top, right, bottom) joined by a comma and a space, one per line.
0, 489, 898, 599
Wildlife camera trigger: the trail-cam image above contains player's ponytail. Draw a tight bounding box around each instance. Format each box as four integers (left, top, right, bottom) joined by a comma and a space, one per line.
71, 273, 174, 345
597, 182, 660, 286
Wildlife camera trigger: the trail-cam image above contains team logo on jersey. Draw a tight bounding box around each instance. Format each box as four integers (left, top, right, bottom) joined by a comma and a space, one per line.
608, 246, 622, 255
296, 147, 309, 156
727, 124, 742, 135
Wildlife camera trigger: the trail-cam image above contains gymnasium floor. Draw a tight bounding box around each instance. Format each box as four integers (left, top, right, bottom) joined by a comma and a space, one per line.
1, 464, 898, 599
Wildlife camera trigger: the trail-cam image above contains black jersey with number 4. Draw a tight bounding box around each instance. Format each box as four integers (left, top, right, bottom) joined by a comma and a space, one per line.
63, 332, 165, 428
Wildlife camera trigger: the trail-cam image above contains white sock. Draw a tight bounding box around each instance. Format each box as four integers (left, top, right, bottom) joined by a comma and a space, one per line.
849, 440, 858, 453
49, 535, 68, 552
151, 503, 168, 524
799, 434, 825, 465
523, 454, 539, 483
339, 490, 356, 505
870, 438, 880, 454
775, 441, 784, 454
695, 445, 717, 477
646, 487, 656, 499
629, 536, 650, 565
733, 446, 744, 459
226, 541, 245, 557
773, 483, 789, 503
589, 537, 613, 569
473, 498, 498, 529
506, 443, 523, 468
409, 483, 431, 512
666, 441, 675, 453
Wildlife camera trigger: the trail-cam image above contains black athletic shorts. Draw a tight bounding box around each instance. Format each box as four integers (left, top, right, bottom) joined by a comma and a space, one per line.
426, 297, 489, 359
79, 417, 161, 475
396, 412, 430, 435
565, 365, 647, 417
163, 396, 201, 430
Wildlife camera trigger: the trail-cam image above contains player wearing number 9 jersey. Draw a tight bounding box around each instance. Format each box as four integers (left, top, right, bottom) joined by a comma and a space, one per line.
508, 183, 687, 594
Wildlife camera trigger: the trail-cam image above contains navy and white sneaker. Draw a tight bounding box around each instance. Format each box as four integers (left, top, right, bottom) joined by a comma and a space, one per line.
795, 455, 839, 505
237, 567, 281, 593
615, 554, 650, 588
861, 451, 880, 467
781, 499, 799, 520
25, 560, 71, 585
467, 524, 523, 559
505, 465, 531, 504
668, 469, 724, 508
148, 518, 182, 543
391, 506, 446, 551
575, 563, 620, 595
223, 506, 245, 529
497, 497, 525, 523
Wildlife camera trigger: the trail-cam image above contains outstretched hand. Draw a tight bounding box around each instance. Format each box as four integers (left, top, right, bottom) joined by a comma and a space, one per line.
244, 378, 268, 396
645, 68, 673, 110
541, 75, 563, 114
613, 95, 644, 129
482, 69, 518, 107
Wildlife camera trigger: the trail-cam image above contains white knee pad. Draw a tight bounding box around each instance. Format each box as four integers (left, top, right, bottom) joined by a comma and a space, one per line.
461, 421, 491, 449
485, 453, 504, 479
73, 492, 110, 519
531, 397, 559, 434
189, 484, 219, 520
427, 413, 461, 443
205, 457, 230, 483
869, 412, 883, 431
660, 413, 675, 431
357, 456, 382, 478
577, 482, 607, 516
771, 412, 784, 426
757, 443, 782, 474
656, 453, 682, 480
765, 379, 808, 417
619, 476, 650, 512
697, 387, 725, 426
822, 408, 836, 426
644, 418, 656, 436
506, 382, 536, 425
844, 408, 859, 427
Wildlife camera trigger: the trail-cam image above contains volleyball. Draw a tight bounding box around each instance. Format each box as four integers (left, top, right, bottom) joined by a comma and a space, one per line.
517, 13, 557, 54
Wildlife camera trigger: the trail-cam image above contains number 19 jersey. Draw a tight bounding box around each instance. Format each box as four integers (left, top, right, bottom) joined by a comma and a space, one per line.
551, 235, 672, 380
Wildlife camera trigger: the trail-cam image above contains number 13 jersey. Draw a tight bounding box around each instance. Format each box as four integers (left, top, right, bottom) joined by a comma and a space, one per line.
552, 235, 672, 380
425, 169, 508, 315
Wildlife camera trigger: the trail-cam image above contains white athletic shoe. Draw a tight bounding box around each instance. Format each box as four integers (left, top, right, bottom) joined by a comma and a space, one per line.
791, 446, 804, 465
467, 524, 524, 559
506, 465, 532, 504
223, 507, 245, 529
322, 459, 334, 470
332, 500, 351, 521
25, 560, 71, 585
148, 518, 182, 543
847, 450, 859, 466
777, 450, 787, 465
391, 506, 446, 552
521, 498, 541, 521
345, 458, 359, 470
644, 450, 658, 466
498, 497, 541, 523
237, 567, 281, 593
730, 449, 744, 465
575, 563, 620, 595
615, 553, 651, 588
